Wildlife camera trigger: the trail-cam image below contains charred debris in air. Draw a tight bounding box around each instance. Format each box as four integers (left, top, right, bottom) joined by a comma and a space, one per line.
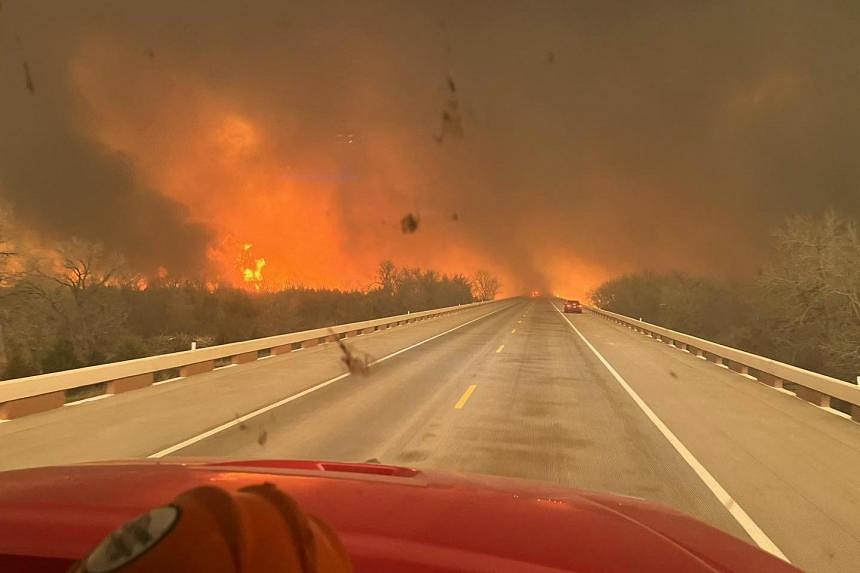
399, 210, 460, 234
434, 75, 463, 143
21, 61, 34, 93
400, 213, 420, 234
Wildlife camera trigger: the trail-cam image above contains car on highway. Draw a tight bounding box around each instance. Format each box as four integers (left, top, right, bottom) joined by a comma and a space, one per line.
0, 459, 799, 572
563, 300, 583, 313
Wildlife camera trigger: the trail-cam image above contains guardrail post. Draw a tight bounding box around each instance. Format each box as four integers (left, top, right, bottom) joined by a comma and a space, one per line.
232, 351, 257, 365
107, 373, 154, 394
180, 360, 214, 377
757, 373, 784, 389
795, 387, 832, 408
0, 391, 65, 420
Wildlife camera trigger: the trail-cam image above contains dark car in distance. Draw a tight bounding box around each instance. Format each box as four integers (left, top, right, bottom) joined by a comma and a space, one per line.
564, 300, 583, 313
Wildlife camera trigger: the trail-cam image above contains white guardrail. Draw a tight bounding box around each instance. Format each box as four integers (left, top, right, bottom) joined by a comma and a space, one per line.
0, 300, 500, 420
585, 304, 860, 422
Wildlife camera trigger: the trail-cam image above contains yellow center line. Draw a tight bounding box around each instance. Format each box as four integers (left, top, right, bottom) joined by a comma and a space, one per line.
496, 344, 505, 353
511, 328, 516, 334
454, 385, 477, 409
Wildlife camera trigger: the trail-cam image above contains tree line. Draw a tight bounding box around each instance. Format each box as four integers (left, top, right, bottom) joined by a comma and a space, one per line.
0, 237, 501, 379
591, 211, 860, 384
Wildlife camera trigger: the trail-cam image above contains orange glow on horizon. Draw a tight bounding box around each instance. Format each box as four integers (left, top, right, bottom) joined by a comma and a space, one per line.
68, 40, 549, 296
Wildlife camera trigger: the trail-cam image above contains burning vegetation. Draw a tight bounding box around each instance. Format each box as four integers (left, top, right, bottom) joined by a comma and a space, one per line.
0, 239, 497, 380
238, 243, 266, 291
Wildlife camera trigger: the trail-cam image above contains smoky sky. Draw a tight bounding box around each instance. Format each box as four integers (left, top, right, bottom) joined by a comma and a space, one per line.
1, 1, 859, 292
0, 2, 212, 273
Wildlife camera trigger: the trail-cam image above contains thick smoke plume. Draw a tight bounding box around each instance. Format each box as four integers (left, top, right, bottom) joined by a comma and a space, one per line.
1, 2, 859, 295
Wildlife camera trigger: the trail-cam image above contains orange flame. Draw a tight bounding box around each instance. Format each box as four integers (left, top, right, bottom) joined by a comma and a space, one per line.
239, 243, 266, 291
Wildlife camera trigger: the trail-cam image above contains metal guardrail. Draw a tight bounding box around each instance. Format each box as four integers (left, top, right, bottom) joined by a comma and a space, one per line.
0, 300, 499, 419
586, 305, 860, 422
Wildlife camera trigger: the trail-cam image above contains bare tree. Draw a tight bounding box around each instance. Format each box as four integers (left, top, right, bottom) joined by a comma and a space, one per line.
376, 260, 397, 293
0, 209, 20, 287
760, 211, 860, 378
473, 270, 501, 301
20, 239, 130, 366
50, 239, 128, 296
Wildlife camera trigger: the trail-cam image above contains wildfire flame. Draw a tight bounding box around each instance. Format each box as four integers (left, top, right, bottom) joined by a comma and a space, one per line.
239, 243, 266, 291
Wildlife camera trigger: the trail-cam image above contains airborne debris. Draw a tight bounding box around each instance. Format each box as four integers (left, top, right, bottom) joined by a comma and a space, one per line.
546, 51, 555, 65
434, 75, 464, 143
144, 48, 155, 60
400, 213, 420, 234
257, 429, 268, 446
22, 62, 34, 94
669, 370, 678, 379
451, 212, 459, 221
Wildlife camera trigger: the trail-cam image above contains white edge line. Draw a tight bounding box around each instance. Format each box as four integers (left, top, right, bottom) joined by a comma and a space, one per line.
148, 302, 513, 458
819, 406, 851, 420
685, 333, 850, 422
63, 394, 111, 407
153, 376, 185, 386
551, 303, 790, 562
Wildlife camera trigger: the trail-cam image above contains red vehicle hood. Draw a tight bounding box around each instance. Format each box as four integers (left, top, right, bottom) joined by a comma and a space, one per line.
0, 459, 797, 572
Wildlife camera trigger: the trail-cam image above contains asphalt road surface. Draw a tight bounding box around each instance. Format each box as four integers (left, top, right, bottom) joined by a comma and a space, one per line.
1, 298, 858, 572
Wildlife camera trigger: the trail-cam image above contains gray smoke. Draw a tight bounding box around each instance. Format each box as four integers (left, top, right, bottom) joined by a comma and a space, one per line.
0, 2, 211, 274
1, 1, 859, 291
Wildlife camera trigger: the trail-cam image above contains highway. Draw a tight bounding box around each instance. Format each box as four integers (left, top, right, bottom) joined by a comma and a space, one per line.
0, 298, 858, 572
